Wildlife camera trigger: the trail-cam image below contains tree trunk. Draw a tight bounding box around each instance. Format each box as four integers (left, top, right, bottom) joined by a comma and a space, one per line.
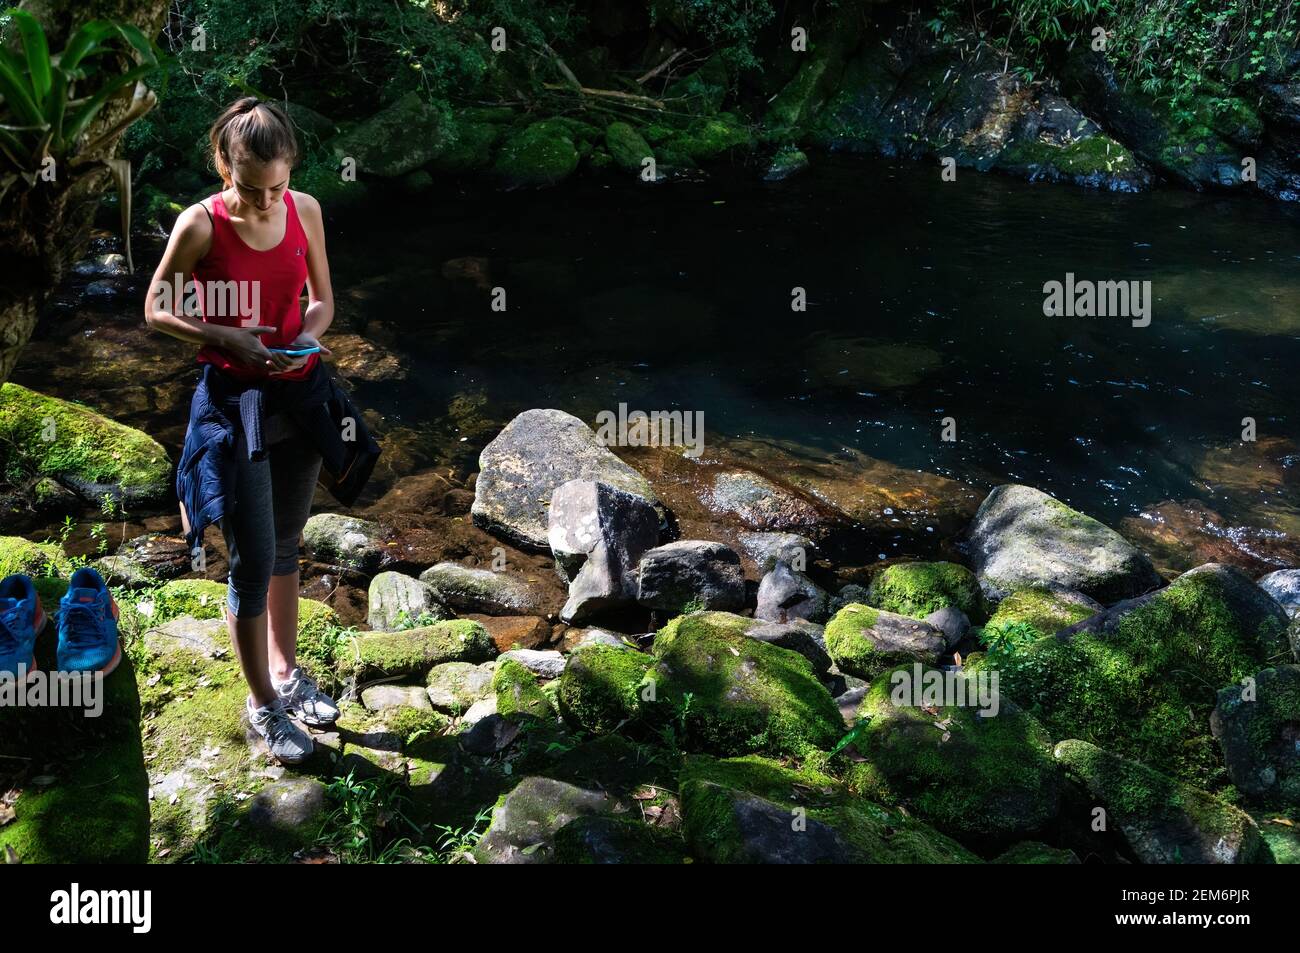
0, 0, 170, 386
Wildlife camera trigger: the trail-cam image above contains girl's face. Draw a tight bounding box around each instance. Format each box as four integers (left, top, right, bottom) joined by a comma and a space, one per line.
225, 154, 290, 212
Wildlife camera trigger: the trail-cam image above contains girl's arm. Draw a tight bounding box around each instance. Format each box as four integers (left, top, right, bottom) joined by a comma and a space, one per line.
144, 203, 292, 370
143, 204, 223, 345
294, 191, 335, 348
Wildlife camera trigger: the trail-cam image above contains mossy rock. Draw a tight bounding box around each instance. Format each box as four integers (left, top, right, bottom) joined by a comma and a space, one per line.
493, 658, 553, 720
1211, 664, 1300, 808
993, 841, 1080, 864
338, 619, 495, 681
428, 119, 504, 175
0, 657, 150, 863
1054, 739, 1270, 864
493, 119, 581, 189
555, 644, 654, 734
604, 121, 654, 174
328, 91, 451, 178
646, 611, 843, 757
291, 157, 373, 212
0, 383, 171, 505
845, 666, 1062, 850
982, 586, 1100, 640
0, 535, 75, 578
122, 578, 342, 679
672, 112, 754, 162
552, 815, 689, 863
680, 754, 979, 864
969, 563, 1294, 785
823, 603, 946, 680
868, 561, 986, 621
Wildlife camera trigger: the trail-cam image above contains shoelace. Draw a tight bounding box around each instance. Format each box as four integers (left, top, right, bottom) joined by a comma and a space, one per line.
254, 703, 298, 744
0, 609, 20, 651
60, 602, 103, 647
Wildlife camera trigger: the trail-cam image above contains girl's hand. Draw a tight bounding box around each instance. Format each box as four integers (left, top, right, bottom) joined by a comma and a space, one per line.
266, 330, 330, 376
218, 325, 300, 371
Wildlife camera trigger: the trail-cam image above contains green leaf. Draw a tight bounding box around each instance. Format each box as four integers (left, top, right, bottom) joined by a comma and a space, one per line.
828, 718, 871, 758
6, 8, 50, 107
60, 63, 154, 149
0, 44, 42, 126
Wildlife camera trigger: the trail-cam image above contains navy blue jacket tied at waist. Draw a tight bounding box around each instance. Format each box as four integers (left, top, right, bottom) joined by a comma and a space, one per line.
175, 358, 382, 555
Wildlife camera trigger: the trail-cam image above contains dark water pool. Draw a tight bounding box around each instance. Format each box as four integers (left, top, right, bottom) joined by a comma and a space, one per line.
325, 153, 1300, 536
17, 153, 1300, 567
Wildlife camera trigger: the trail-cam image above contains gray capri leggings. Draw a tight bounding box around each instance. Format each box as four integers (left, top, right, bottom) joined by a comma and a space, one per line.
220, 412, 323, 618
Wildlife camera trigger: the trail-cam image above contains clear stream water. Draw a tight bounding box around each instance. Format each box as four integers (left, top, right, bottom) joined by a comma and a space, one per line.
18, 152, 1300, 562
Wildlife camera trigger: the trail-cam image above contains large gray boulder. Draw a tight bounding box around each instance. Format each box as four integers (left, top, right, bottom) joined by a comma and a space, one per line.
549, 479, 660, 623
637, 540, 745, 613
472, 410, 660, 551
966, 484, 1161, 603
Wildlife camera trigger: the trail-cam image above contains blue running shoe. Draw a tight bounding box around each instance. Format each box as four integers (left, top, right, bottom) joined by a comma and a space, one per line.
57, 566, 121, 675
0, 574, 48, 680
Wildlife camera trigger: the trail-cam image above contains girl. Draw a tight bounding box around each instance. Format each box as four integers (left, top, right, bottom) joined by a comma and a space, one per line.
145, 97, 341, 764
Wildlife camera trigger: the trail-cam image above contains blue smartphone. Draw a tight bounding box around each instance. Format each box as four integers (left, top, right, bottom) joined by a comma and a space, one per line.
267, 345, 321, 356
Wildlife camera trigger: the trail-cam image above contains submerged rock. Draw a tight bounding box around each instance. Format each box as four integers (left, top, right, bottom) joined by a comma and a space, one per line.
966, 484, 1161, 602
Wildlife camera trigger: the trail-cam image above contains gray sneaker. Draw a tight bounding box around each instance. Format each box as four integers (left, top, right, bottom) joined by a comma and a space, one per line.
274, 667, 339, 726
247, 696, 315, 765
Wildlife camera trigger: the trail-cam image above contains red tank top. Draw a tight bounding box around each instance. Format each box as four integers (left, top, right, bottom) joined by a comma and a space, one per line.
193, 189, 318, 381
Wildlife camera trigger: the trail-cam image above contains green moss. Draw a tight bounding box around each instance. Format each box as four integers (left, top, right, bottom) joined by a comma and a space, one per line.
998, 134, 1138, 177
0, 383, 170, 501
556, 645, 654, 734
970, 566, 1291, 785
1254, 813, 1300, 864
868, 561, 985, 621
1054, 739, 1269, 863
845, 665, 1061, 848
493, 119, 580, 188
338, 619, 495, 681
823, 602, 946, 679
0, 535, 74, 578
603, 122, 654, 174
493, 658, 553, 720
993, 841, 1080, 863
984, 587, 1097, 639
680, 754, 980, 863
647, 611, 843, 757
0, 659, 150, 863
552, 815, 689, 863
672, 113, 753, 161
